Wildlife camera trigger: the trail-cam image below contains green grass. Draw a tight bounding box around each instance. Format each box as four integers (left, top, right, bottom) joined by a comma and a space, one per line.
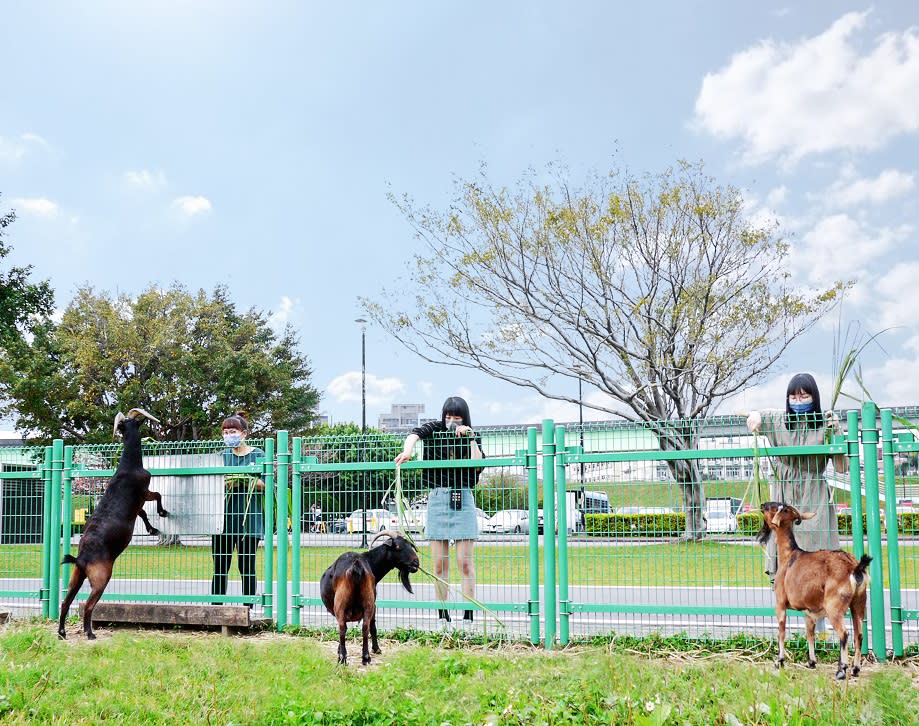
0, 623, 916, 724
4, 542, 918, 588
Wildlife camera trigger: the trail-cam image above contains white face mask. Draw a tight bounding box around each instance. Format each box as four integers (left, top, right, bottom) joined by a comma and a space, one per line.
223, 433, 243, 448
445, 419, 459, 431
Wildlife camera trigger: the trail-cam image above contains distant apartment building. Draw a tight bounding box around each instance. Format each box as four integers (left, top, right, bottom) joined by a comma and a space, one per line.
377, 403, 437, 432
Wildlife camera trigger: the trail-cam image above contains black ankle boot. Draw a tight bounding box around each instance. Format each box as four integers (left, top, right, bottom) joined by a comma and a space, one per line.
463, 609, 474, 622
438, 608, 451, 622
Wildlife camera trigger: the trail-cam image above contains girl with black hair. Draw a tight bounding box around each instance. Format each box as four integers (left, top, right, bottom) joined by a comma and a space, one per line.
746, 373, 848, 580
395, 396, 484, 624
212, 411, 265, 605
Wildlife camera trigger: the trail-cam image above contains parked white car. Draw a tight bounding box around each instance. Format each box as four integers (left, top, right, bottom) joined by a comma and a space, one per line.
483, 509, 530, 534
346, 508, 396, 533
475, 507, 489, 533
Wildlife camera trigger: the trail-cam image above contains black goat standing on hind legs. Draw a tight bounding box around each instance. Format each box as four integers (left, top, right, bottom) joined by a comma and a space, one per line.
58, 408, 168, 640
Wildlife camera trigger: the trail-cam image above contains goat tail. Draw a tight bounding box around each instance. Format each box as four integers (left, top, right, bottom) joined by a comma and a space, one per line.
851, 554, 872, 591
347, 559, 368, 585
61, 554, 85, 571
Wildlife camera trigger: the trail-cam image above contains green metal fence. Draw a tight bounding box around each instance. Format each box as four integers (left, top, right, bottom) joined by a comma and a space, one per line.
1, 401, 916, 658
0, 445, 50, 616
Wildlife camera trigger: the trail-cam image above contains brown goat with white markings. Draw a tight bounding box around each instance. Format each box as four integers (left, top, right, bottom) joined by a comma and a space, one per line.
319, 531, 419, 665
58, 408, 167, 640
758, 502, 871, 679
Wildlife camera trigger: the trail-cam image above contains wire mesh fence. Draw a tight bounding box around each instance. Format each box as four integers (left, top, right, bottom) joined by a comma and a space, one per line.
1, 402, 916, 658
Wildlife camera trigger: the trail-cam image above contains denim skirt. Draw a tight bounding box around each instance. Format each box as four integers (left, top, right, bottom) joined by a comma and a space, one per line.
425, 487, 478, 541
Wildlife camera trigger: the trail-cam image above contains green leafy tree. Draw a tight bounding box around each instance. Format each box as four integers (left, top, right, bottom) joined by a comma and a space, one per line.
0, 196, 54, 347
299, 423, 415, 523
0, 283, 319, 443
363, 160, 846, 538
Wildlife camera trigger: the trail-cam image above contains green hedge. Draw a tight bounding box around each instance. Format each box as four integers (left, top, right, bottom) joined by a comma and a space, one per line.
583, 511, 919, 537
584, 513, 685, 536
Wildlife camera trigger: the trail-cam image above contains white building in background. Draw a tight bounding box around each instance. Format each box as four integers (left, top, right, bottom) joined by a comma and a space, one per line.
0, 431, 24, 447
377, 403, 437, 432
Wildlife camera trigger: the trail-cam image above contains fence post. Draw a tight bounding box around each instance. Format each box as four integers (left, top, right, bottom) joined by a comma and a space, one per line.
48, 439, 64, 618
555, 424, 570, 646
860, 402, 887, 660
541, 419, 556, 649
846, 410, 869, 656
262, 436, 275, 621
276, 430, 290, 630
40, 445, 53, 618
880, 409, 904, 657
290, 436, 302, 627
60, 445, 74, 604
526, 426, 540, 646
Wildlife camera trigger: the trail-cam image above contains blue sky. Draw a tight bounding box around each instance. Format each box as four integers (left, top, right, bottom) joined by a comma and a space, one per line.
2, 2, 918, 429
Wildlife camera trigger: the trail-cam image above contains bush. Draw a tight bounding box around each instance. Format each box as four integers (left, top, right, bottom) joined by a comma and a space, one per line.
736, 513, 762, 536
584, 512, 685, 536
475, 473, 527, 514
897, 511, 919, 534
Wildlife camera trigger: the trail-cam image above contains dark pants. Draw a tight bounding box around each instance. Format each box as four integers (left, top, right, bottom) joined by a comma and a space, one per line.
211, 533, 259, 598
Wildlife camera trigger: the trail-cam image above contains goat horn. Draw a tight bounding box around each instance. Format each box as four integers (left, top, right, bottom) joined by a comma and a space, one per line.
126, 407, 161, 424
799, 511, 817, 520
113, 411, 126, 437
370, 530, 400, 546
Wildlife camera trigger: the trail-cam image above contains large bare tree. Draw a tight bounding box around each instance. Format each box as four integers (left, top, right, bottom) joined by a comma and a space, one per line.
363, 161, 845, 538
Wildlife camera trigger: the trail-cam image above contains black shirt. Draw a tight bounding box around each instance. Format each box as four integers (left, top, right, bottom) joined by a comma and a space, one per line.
410, 421, 485, 490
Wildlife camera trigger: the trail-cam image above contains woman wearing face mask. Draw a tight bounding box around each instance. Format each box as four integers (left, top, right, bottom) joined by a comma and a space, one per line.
746, 373, 848, 582
395, 396, 484, 624
212, 411, 265, 605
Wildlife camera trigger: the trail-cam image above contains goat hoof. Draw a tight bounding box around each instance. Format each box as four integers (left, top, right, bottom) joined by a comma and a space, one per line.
852, 667, 860, 678
57, 630, 66, 640
835, 669, 847, 680
159, 509, 169, 518
362, 657, 371, 666
337, 656, 346, 665
807, 661, 816, 669
148, 527, 160, 536
86, 632, 96, 641
775, 658, 784, 669
372, 646, 382, 655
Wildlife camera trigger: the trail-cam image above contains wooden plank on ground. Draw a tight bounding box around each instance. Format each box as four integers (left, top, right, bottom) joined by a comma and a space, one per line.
80, 602, 251, 627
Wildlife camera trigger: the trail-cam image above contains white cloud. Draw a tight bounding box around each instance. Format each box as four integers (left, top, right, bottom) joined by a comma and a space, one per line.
125, 169, 168, 190
791, 213, 911, 286
327, 371, 405, 407
873, 261, 919, 329
766, 185, 789, 207
268, 295, 301, 334
171, 195, 212, 216
822, 167, 915, 207
693, 12, 919, 164
11, 197, 59, 217
0, 132, 49, 164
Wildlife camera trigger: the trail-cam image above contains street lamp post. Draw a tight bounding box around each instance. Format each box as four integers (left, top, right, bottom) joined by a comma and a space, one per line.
355, 318, 368, 546
578, 377, 585, 485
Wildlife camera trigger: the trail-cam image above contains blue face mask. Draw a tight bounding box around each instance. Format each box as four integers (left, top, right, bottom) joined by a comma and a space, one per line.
789, 401, 814, 414
223, 433, 242, 448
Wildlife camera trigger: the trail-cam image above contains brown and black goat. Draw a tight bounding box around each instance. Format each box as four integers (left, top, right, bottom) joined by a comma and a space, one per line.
320, 530, 420, 665
58, 408, 168, 640
758, 502, 871, 679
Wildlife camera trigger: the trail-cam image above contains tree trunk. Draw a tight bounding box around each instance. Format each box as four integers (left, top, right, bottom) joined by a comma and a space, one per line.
658, 422, 706, 540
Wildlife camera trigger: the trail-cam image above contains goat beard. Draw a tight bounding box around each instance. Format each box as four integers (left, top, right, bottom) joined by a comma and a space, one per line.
399, 569, 414, 594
